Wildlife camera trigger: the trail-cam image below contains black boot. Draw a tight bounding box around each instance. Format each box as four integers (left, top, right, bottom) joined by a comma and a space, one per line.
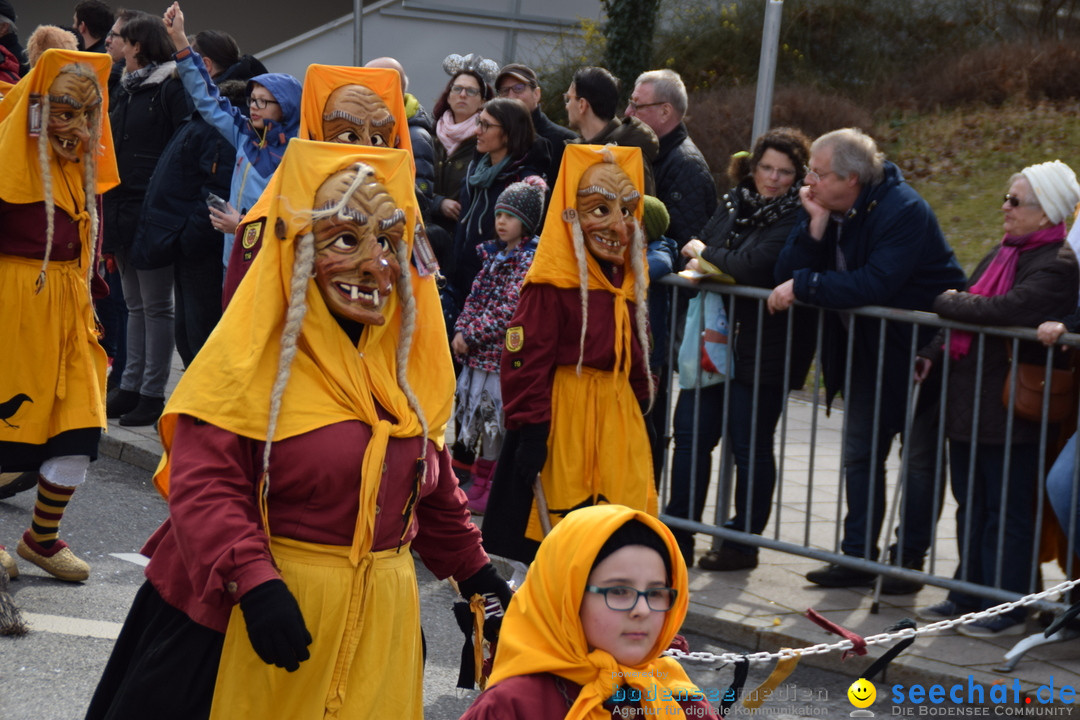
105, 388, 140, 418
119, 395, 164, 427
880, 548, 925, 595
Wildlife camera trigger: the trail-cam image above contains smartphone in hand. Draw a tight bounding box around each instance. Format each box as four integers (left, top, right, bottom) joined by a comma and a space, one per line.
206, 193, 228, 213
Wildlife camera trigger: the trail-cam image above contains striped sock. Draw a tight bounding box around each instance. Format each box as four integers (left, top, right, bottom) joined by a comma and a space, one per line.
28, 476, 75, 550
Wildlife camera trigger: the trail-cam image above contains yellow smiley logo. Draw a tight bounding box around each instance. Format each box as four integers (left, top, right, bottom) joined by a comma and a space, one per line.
848, 678, 876, 708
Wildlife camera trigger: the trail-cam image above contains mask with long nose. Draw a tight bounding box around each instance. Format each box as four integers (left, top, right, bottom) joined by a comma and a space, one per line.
321, 84, 397, 147
575, 162, 641, 266
312, 164, 405, 325
46, 67, 101, 163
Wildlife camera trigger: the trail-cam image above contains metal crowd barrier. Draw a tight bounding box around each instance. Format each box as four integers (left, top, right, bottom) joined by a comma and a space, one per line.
653, 274, 1080, 611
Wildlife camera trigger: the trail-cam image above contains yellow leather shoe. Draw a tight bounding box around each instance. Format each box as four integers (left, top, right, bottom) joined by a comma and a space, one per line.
0, 546, 17, 580
16, 536, 89, 582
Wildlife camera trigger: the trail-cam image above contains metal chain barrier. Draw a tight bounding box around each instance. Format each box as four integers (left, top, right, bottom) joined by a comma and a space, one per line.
664, 578, 1080, 665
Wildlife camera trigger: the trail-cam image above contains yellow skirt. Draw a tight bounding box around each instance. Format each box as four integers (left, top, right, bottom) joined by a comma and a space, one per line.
526, 365, 656, 541
210, 539, 423, 720
0, 253, 106, 443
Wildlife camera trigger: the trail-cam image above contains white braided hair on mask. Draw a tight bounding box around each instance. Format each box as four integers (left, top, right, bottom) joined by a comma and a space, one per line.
627, 220, 654, 412
261, 162, 428, 513
567, 148, 653, 409
34, 63, 104, 296
35, 92, 55, 294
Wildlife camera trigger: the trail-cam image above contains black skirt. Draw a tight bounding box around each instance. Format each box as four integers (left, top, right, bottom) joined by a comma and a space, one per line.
85, 581, 224, 720
0, 428, 101, 472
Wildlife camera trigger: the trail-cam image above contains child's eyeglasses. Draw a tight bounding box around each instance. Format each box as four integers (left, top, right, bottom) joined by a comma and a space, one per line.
585, 585, 677, 612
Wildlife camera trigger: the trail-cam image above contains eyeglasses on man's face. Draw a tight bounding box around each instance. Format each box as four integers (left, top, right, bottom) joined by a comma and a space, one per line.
451, 84, 481, 97
626, 100, 665, 113
497, 82, 532, 97
248, 96, 280, 110
804, 167, 840, 184
585, 585, 677, 612
476, 117, 502, 133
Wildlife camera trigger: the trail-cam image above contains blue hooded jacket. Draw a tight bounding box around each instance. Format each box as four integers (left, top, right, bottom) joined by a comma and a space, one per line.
174, 48, 302, 263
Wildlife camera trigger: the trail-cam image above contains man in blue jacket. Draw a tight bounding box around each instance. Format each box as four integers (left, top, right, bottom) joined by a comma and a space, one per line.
768, 128, 967, 590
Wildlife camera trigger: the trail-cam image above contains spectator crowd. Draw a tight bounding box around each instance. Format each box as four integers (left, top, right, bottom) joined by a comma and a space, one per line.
3, 1, 1080, 717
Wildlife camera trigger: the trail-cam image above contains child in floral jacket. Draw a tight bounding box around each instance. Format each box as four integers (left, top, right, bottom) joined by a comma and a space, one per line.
452, 176, 547, 513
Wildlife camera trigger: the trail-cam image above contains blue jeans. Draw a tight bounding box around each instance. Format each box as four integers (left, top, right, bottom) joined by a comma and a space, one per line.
840, 385, 944, 562
1046, 432, 1080, 554
665, 379, 786, 559
947, 441, 1037, 617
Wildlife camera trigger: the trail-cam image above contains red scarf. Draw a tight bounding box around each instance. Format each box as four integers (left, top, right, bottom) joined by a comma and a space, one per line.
949, 223, 1066, 358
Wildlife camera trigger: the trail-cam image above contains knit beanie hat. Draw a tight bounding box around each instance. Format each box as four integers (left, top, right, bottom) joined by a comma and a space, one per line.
642, 195, 670, 242
1022, 160, 1080, 225
494, 176, 548, 236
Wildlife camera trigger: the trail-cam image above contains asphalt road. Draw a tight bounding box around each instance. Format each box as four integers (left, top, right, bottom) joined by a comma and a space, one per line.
0, 456, 865, 720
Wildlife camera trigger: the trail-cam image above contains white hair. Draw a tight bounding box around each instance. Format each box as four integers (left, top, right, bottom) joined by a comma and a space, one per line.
258, 163, 426, 531
34, 64, 104, 298
568, 148, 654, 409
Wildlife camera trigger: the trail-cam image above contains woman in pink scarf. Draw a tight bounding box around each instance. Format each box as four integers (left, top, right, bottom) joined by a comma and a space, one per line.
915, 161, 1080, 637
431, 53, 497, 243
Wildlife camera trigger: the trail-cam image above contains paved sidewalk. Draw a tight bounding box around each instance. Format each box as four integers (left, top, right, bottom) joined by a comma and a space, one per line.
98, 353, 1080, 699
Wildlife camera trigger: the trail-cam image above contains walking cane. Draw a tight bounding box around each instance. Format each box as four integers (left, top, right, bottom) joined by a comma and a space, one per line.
871, 381, 921, 614
534, 474, 553, 536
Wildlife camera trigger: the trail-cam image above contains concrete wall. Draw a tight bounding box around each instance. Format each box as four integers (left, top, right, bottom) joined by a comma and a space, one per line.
258, 0, 601, 112
22, 0, 600, 109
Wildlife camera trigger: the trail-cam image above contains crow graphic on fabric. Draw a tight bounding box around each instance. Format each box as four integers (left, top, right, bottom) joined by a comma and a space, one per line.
0, 394, 32, 428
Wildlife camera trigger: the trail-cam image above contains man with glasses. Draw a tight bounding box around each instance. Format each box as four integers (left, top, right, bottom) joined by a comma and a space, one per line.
564, 66, 657, 194
768, 128, 966, 591
626, 69, 716, 253
495, 63, 574, 179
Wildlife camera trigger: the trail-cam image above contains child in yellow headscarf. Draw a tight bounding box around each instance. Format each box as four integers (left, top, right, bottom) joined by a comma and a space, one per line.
463, 505, 717, 719
85, 140, 510, 720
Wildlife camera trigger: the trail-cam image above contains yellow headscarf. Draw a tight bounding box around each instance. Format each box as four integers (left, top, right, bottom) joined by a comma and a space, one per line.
524, 143, 645, 293
0, 48, 119, 220
523, 143, 649, 394
488, 505, 700, 719
155, 141, 454, 559
298, 64, 413, 159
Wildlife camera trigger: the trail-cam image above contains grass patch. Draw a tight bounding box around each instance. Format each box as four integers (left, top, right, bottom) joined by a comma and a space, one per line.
876, 100, 1080, 272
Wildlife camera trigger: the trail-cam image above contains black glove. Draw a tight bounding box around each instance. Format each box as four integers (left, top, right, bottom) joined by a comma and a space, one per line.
239, 579, 312, 672
457, 562, 513, 613
513, 422, 550, 488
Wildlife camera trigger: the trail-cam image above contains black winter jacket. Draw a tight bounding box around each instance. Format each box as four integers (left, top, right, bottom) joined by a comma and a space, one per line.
655, 123, 717, 250
924, 241, 1079, 445
570, 116, 659, 195
103, 63, 192, 253
133, 114, 233, 269
451, 144, 546, 305
432, 135, 477, 234
774, 162, 967, 412
698, 186, 815, 389
407, 98, 437, 220
530, 107, 575, 179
